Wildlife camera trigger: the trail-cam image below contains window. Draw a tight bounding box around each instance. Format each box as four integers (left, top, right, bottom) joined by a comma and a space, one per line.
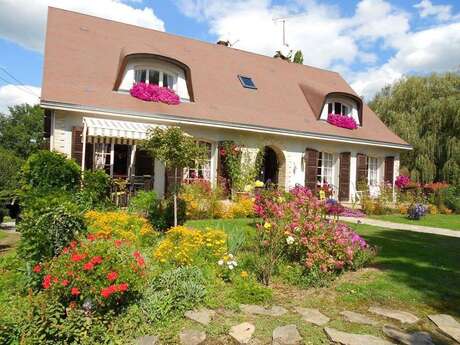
134, 68, 175, 89
238, 75, 257, 89
184, 141, 212, 181
327, 101, 350, 116
94, 143, 111, 174
368, 157, 378, 186
317, 152, 333, 186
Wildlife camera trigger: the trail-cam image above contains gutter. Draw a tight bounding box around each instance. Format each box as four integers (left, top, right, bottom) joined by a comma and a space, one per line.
40, 100, 412, 151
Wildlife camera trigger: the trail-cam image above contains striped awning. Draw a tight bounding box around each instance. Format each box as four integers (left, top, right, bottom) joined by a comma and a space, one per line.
83, 117, 161, 141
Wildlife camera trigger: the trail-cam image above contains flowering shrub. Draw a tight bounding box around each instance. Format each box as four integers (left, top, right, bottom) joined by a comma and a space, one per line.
216, 197, 255, 219
154, 226, 227, 266
327, 113, 358, 130
325, 199, 365, 218
130, 82, 180, 105
36, 237, 147, 313
180, 180, 222, 219
254, 185, 374, 284
395, 175, 411, 189
407, 203, 427, 220
85, 210, 156, 245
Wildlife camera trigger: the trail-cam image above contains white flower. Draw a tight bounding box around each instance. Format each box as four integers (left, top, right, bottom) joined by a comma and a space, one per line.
228, 254, 234, 259
286, 236, 295, 245
228, 265, 234, 270
218, 260, 224, 266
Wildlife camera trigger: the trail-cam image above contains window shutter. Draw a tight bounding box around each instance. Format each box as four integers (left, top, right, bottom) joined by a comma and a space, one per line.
384, 156, 395, 184
164, 167, 183, 195
304, 148, 319, 192
71, 127, 83, 166
339, 152, 351, 201
356, 153, 368, 188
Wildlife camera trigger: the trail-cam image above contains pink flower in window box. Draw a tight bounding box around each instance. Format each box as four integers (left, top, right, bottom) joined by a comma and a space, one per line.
130, 82, 180, 105
326, 113, 358, 130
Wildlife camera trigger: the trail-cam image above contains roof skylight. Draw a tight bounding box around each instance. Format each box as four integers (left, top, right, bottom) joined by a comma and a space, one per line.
238, 75, 257, 89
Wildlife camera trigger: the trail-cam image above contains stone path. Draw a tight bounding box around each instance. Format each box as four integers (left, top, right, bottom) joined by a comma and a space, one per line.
136, 306, 460, 344
340, 216, 460, 238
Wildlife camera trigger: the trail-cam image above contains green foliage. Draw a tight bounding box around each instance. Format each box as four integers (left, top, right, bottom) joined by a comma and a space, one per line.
76, 169, 112, 210
128, 190, 158, 216
292, 50, 304, 64
0, 104, 44, 158
148, 196, 186, 231
21, 150, 80, 193
442, 186, 460, 213
180, 181, 223, 219
369, 72, 460, 184
229, 275, 272, 304
0, 147, 23, 192
141, 266, 207, 322
17, 203, 85, 267
278, 262, 335, 288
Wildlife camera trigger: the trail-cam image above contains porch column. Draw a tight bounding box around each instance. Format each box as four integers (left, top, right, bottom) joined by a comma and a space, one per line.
81, 121, 87, 172
110, 142, 114, 177
129, 144, 137, 180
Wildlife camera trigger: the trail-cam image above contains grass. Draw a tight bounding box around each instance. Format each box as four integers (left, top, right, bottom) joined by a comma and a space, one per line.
369, 213, 460, 231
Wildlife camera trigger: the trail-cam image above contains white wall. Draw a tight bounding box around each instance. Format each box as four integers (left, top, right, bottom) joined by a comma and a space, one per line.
51, 110, 402, 200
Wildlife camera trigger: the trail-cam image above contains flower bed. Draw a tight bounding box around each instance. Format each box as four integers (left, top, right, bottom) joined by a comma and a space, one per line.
325, 199, 365, 217
327, 113, 358, 130
130, 82, 180, 105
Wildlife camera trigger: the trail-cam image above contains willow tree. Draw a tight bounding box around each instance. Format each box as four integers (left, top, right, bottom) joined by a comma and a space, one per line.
369, 72, 460, 185
142, 126, 207, 226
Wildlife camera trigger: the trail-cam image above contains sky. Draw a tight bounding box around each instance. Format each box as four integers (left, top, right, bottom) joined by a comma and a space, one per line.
0, 0, 459, 113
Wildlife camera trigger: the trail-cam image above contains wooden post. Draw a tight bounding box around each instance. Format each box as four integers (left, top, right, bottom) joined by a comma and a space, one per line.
129, 144, 137, 180
81, 122, 87, 172
110, 142, 115, 177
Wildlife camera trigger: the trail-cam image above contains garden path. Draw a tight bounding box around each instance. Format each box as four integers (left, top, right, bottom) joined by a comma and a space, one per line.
339, 217, 460, 238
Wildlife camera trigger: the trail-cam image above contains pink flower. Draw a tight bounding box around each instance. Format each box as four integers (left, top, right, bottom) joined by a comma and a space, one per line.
327, 113, 358, 130
130, 83, 180, 105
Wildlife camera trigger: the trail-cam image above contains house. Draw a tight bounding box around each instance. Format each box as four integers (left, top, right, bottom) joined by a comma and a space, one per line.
40, 7, 411, 202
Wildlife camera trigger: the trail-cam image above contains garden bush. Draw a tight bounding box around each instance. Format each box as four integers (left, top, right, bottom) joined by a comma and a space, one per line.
441, 185, 460, 213
148, 196, 186, 231
17, 202, 85, 267
180, 180, 223, 219
141, 266, 207, 322
20, 150, 80, 193
75, 169, 112, 210
0, 147, 23, 192
128, 190, 158, 216
254, 185, 375, 285
85, 210, 157, 246
34, 237, 148, 313
154, 226, 227, 266
228, 274, 272, 304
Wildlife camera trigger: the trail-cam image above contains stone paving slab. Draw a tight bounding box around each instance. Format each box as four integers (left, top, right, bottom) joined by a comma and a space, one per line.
229, 322, 255, 344
369, 307, 419, 324
340, 217, 460, 238
340, 311, 379, 326
428, 314, 460, 342
272, 325, 302, 345
382, 325, 434, 345
184, 309, 216, 325
180, 329, 206, 345
294, 307, 330, 326
135, 335, 159, 345
324, 327, 395, 345
240, 304, 288, 317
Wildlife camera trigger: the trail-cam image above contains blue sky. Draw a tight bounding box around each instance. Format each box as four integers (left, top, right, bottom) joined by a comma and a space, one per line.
0, 0, 459, 112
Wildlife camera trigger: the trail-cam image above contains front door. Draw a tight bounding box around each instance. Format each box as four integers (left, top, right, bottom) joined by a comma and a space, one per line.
339, 152, 351, 202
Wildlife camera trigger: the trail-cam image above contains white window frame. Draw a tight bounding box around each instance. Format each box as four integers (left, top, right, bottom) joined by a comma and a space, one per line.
368, 156, 378, 186
133, 66, 177, 91
317, 152, 334, 187
183, 140, 213, 182
327, 101, 351, 116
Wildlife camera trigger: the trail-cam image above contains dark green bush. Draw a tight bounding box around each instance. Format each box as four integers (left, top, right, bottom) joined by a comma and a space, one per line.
229, 276, 272, 304
21, 150, 80, 193
128, 190, 157, 216
148, 196, 186, 231
75, 169, 112, 210
17, 202, 85, 266
0, 208, 6, 224
442, 186, 460, 213
0, 147, 23, 193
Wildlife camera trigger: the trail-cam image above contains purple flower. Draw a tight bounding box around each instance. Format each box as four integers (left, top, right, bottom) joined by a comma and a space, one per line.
395, 175, 410, 189
130, 83, 180, 105
327, 113, 358, 130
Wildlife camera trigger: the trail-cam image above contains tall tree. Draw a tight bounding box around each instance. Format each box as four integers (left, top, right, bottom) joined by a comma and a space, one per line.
0, 104, 44, 158
369, 72, 460, 185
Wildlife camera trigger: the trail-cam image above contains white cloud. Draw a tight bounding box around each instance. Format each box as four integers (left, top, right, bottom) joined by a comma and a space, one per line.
0, 84, 41, 114
414, 0, 453, 21
0, 0, 165, 52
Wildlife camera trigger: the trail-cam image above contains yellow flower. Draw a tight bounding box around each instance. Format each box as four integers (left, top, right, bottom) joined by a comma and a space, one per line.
240, 271, 249, 278
264, 222, 272, 229
254, 180, 264, 188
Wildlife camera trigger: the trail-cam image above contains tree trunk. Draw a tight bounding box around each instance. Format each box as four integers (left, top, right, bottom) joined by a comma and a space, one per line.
174, 166, 178, 227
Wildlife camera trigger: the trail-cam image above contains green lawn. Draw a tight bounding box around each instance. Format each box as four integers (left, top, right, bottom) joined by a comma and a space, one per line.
369, 213, 460, 231
0, 231, 6, 240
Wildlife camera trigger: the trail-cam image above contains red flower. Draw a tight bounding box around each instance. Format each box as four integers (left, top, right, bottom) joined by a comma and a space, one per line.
70, 253, 86, 262
107, 271, 118, 281
70, 241, 77, 249
90, 256, 103, 265
87, 233, 96, 241
61, 279, 69, 287
133, 251, 141, 259
63, 247, 69, 254
83, 262, 94, 271
33, 264, 41, 273
101, 285, 117, 298
136, 257, 145, 267
71, 287, 80, 296
42, 274, 52, 289
118, 283, 128, 292
53, 277, 59, 283
114, 239, 123, 248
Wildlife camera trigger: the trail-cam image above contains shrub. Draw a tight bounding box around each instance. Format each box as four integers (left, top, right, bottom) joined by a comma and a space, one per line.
76, 169, 112, 210
35, 237, 148, 313
154, 226, 227, 266
180, 180, 223, 219
128, 190, 157, 216
0, 147, 23, 192
442, 186, 460, 213
229, 275, 272, 304
21, 150, 80, 192
148, 196, 186, 231
141, 266, 207, 322
17, 202, 85, 266
85, 210, 157, 246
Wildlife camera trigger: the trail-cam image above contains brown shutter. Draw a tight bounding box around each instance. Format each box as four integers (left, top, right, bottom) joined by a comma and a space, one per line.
164, 167, 182, 195
356, 153, 368, 188
71, 127, 83, 166
304, 148, 319, 192
339, 152, 351, 201
384, 156, 395, 184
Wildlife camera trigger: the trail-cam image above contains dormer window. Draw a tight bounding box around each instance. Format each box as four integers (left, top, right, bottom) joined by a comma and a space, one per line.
327, 101, 350, 116
134, 68, 175, 90
320, 96, 360, 127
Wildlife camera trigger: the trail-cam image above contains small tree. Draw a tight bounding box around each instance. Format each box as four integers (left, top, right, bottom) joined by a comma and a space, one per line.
292, 50, 304, 64
142, 126, 207, 226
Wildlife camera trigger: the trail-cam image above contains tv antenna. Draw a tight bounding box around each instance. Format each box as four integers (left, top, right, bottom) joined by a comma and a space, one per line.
273, 13, 309, 48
